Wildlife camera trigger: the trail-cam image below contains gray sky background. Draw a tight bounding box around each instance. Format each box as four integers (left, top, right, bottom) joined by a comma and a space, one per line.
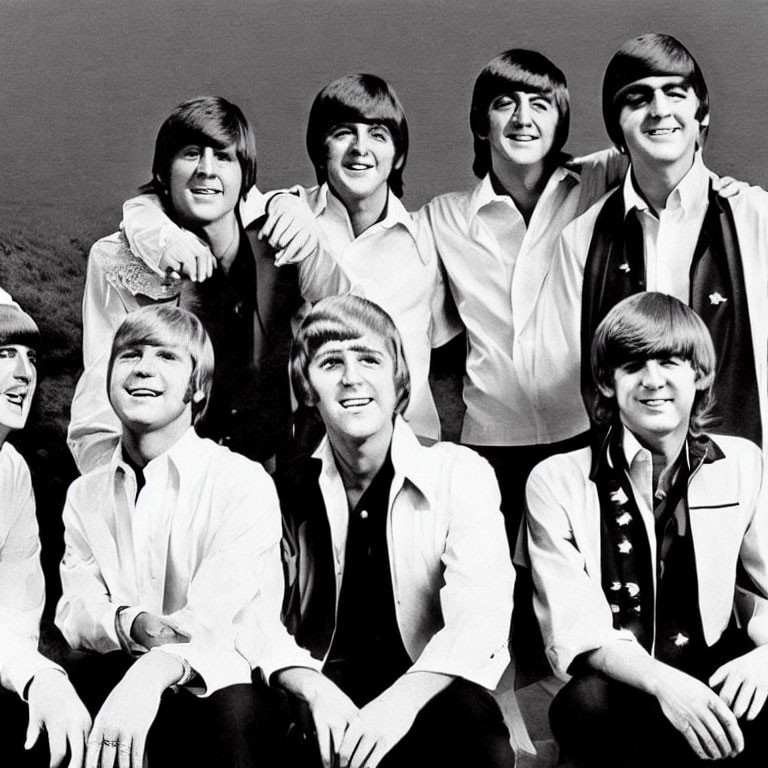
2, 0, 766, 235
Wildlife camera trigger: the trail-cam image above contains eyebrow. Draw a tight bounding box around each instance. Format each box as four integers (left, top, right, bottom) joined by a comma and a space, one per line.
315, 343, 385, 357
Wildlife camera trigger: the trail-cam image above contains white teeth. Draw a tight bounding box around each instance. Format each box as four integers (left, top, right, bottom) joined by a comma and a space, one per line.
128, 389, 160, 397
191, 188, 219, 194
509, 135, 536, 141
341, 398, 372, 408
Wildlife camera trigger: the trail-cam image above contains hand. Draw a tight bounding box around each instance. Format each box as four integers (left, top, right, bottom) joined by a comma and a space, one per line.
130, 612, 189, 649
710, 645, 768, 720
26, 669, 92, 768
258, 193, 320, 266
275, 668, 359, 768
654, 665, 743, 760
713, 175, 748, 199
337, 691, 419, 768
85, 652, 184, 768
157, 230, 216, 282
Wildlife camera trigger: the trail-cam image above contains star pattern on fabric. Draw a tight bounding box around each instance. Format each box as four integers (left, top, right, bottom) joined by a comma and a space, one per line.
616, 511, 633, 527
619, 262, 631, 273
673, 633, 689, 647
618, 538, 632, 554
610, 488, 629, 506
709, 292, 727, 305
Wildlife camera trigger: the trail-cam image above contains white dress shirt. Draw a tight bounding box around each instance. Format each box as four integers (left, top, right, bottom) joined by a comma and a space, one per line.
238, 416, 513, 686
525, 432, 768, 680
420, 149, 625, 446
529, 158, 768, 451
56, 428, 283, 695
288, 184, 460, 442
0, 442, 64, 697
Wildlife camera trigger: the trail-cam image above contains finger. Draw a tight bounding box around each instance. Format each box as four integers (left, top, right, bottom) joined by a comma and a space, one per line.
689, 714, 723, 760
66, 729, 86, 768
708, 663, 729, 689
267, 217, 297, 251
702, 702, 741, 758
731, 680, 755, 720
348, 734, 377, 768
338, 723, 364, 768
85, 737, 103, 768
716, 671, 741, 709
101, 740, 119, 768
355, 740, 383, 768
117, 740, 132, 768
24, 715, 41, 751
315, 723, 333, 768
133, 736, 145, 768
46, 727, 67, 768
746, 687, 768, 721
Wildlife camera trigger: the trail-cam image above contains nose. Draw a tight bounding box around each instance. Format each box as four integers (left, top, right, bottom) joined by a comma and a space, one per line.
195, 147, 215, 176
341, 358, 363, 386
640, 360, 665, 389
13, 353, 35, 382
133, 350, 158, 377
513, 96, 532, 126
649, 89, 671, 118
350, 128, 370, 155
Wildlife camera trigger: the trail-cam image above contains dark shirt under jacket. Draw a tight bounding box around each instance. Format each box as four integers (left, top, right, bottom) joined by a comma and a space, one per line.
181, 220, 302, 463
324, 453, 412, 706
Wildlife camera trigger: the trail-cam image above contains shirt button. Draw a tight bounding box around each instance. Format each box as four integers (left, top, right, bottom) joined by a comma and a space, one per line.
359, 510, 369, 520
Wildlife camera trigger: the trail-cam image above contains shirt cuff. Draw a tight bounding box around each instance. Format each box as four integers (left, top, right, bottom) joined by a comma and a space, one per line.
115, 606, 149, 654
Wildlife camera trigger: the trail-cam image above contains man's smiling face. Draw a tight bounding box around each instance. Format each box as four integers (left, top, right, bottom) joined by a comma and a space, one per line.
617, 75, 701, 171
0, 344, 36, 441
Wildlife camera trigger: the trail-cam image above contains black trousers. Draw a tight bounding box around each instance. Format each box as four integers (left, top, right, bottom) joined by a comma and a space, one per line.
61, 650, 279, 768
269, 677, 515, 768
551, 671, 768, 768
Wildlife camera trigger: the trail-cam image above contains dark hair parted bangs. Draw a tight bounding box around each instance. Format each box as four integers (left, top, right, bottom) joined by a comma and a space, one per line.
590, 292, 716, 435
291, 295, 410, 417
603, 33, 709, 150
108, 305, 215, 425
306, 74, 409, 198
0, 303, 40, 351
470, 49, 570, 178
145, 96, 257, 200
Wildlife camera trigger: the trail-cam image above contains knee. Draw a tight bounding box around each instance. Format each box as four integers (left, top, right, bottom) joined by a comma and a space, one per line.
550, 674, 616, 743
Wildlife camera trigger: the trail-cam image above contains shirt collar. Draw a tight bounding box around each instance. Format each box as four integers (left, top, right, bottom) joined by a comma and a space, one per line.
109, 426, 200, 484
315, 183, 422, 253
623, 150, 709, 218
311, 415, 436, 507
468, 164, 577, 222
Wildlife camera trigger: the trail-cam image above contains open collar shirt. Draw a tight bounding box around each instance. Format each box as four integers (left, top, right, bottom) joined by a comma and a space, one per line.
529, 158, 768, 451
55, 428, 282, 695
420, 149, 625, 445
0, 442, 63, 697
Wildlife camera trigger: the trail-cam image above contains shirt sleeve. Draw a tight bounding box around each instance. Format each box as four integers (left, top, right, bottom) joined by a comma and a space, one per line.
122, 193, 190, 273
412, 206, 463, 348
0, 457, 64, 696
67, 238, 129, 473
55, 482, 125, 653
525, 456, 642, 679
151, 464, 285, 695
734, 448, 768, 645
407, 447, 514, 690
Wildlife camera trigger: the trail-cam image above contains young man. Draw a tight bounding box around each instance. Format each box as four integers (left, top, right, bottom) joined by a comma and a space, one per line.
0, 293, 92, 768
236, 295, 518, 768
533, 33, 768, 456
68, 96, 347, 473
419, 49, 627, 537
122, 74, 457, 445
57, 305, 285, 768
526, 293, 768, 767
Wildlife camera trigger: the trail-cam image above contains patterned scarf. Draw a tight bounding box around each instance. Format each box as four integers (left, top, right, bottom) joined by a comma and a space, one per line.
581, 183, 761, 447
